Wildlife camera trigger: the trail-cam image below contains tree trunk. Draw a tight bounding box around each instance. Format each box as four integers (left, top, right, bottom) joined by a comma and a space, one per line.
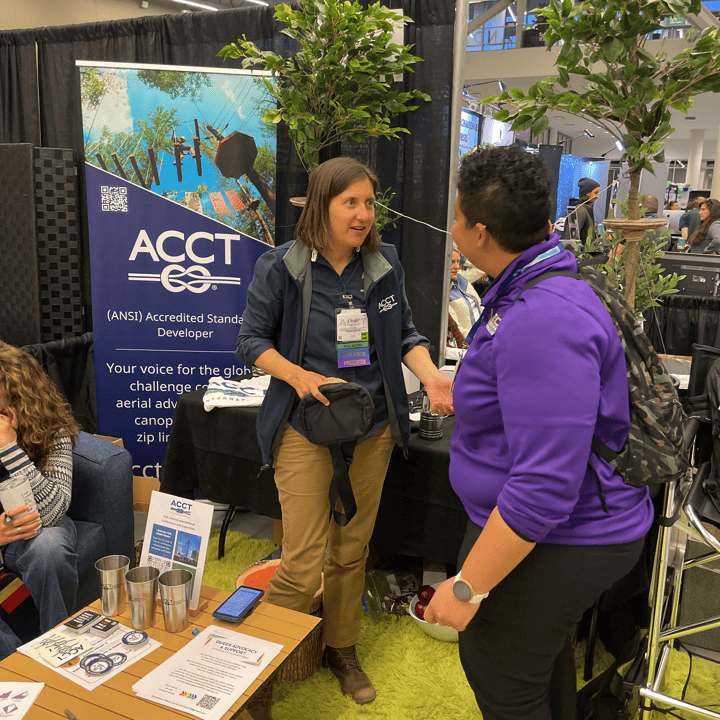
623, 170, 642, 309
318, 142, 342, 165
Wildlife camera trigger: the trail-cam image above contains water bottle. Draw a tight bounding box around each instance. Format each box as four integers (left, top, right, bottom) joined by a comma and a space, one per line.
0, 475, 42, 536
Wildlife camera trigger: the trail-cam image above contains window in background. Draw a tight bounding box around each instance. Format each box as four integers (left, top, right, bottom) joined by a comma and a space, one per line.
460, 108, 482, 157
481, 116, 514, 147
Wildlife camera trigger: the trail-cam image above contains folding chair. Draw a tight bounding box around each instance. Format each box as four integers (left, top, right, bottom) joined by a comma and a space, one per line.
639, 417, 720, 719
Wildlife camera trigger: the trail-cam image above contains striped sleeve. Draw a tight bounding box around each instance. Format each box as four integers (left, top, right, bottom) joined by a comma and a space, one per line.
0, 435, 73, 527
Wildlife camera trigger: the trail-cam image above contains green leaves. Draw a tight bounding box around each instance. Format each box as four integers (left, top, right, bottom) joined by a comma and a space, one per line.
218, 0, 429, 170
598, 37, 625, 64
489, 0, 720, 196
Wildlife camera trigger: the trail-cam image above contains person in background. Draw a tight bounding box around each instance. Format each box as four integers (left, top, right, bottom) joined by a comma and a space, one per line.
236, 157, 453, 719
665, 200, 679, 210
641, 194, 659, 218
564, 177, 600, 244
609, 194, 668, 258
447, 314, 468, 350
679, 200, 701, 250
688, 198, 720, 254
425, 145, 652, 720
449, 248, 483, 338
0, 342, 80, 659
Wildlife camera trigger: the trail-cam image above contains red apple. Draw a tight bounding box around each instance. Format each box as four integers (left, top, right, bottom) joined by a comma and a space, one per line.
418, 585, 436, 602
414, 599, 428, 620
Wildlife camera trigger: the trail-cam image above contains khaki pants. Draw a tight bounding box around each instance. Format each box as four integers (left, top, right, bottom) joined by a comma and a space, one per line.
265, 423, 395, 647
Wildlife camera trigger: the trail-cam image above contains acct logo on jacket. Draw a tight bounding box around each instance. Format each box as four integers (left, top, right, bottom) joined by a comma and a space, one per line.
379, 295, 397, 313
127, 229, 243, 294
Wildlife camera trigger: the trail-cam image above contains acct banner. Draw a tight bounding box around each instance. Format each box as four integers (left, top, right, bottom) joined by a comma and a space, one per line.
79, 61, 275, 476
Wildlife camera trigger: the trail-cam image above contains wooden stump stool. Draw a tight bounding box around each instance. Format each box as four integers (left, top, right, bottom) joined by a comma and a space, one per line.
236, 559, 323, 682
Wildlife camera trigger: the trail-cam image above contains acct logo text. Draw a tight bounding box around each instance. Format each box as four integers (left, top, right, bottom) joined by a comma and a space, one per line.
170, 500, 192, 515
128, 229, 243, 293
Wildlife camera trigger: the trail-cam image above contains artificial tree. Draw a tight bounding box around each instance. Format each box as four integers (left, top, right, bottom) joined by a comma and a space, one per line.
486, 0, 720, 309
218, 0, 430, 175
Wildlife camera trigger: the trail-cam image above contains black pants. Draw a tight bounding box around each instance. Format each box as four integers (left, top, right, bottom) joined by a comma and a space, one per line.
457, 519, 645, 720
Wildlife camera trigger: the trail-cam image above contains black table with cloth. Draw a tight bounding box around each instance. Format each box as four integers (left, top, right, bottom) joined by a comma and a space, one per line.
159, 388, 466, 565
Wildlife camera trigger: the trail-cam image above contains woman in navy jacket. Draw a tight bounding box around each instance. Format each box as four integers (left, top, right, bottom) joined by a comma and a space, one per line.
236, 157, 452, 719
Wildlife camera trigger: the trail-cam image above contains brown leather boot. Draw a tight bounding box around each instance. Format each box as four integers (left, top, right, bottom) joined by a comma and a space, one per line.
322, 645, 376, 704
246, 680, 273, 720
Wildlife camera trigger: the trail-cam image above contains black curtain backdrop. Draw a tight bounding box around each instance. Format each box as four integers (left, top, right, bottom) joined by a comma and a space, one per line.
0, 1, 454, 362
0, 29, 40, 146
646, 295, 720, 357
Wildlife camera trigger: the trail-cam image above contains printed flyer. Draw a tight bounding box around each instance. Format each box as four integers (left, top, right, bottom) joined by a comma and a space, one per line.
139, 491, 214, 609
132, 625, 282, 720
0, 683, 44, 719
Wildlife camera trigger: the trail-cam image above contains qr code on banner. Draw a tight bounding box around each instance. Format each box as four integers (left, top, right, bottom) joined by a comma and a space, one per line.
100, 185, 128, 212
197, 695, 220, 711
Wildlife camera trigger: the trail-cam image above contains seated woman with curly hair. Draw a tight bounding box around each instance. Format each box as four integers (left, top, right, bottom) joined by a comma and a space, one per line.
0, 342, 80, 658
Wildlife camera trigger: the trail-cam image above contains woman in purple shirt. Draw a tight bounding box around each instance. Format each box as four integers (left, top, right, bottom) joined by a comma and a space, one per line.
425, 146, 652, 720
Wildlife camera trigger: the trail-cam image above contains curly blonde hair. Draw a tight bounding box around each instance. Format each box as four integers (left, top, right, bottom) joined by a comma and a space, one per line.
0, 342, 80, 470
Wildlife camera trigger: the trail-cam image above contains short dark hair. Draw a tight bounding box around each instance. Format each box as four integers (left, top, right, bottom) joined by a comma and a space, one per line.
686, 200, 699, 211
457, 145, 551, 253
294, 157, 381, 252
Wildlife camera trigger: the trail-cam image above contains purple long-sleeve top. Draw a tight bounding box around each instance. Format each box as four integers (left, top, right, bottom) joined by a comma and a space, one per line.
449, 236, 653, 545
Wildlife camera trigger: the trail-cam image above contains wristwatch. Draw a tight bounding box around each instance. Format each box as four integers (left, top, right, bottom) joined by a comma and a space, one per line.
452, 570, 489, 604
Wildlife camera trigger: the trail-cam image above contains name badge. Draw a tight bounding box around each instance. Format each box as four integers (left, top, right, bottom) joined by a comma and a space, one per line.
336, 308, 370, 368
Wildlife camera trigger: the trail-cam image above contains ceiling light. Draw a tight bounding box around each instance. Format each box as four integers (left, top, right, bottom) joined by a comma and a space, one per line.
463, 80, 507, 95
560, 129, 595, 144
169, 0, 219, 9
615, 139, 625, 152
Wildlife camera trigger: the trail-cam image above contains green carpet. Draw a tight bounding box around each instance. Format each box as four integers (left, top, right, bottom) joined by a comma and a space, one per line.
203, 530, 720, 719
203, 529, 278, 592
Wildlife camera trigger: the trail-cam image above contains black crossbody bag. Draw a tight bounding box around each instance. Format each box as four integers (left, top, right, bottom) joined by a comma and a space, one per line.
297, 382, 375, 526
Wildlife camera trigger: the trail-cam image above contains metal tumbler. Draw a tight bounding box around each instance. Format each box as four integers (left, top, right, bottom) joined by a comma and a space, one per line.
125, 566, 160, 630
158, 569, 193, 633
95, 555, 130, 617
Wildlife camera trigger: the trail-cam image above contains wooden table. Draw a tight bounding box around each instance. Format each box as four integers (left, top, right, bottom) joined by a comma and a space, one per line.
0, 585, 321, 720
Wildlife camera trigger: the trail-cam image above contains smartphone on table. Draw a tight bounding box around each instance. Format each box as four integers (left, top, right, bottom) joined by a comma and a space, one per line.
212, 585, 265, 623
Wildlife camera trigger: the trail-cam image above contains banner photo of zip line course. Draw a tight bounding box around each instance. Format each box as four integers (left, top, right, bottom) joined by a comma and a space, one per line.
79, 61, 276, 478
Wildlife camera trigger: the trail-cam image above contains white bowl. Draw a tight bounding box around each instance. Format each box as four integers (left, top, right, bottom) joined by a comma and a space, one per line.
408, 581, 459, 643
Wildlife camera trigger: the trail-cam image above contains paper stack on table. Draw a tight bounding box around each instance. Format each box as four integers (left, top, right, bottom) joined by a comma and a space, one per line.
18, 622, 160, 690
133, 625, 283, 720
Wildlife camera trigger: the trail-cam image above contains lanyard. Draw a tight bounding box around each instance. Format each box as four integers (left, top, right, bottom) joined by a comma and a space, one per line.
452, 243, 563, 394
465, 242, 563, 346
